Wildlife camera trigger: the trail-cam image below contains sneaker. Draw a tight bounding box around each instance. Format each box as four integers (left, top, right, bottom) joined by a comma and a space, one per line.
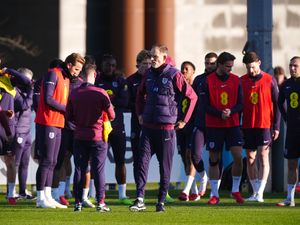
246, 193, 258, 201
276, 199, 295, 207
119, 197, 133, 205
208, 196, 220, 205
47, 198, 68, 208
165, 193, 174, 203
178, 192, 189, 201
296, 185, 300, 193
8, 197, 17, 205
231, 192, 244, 204
155, 202, 165, 212
96, 204, 111, 212
189, 193, 200, 201
74, 203, 82, 212
18, 194, 36, 200
82, 199, 95, 208
36, 199, 56, 208
256, 194, 264, 203
129, 199, 146, 212
59, 196, 70, 206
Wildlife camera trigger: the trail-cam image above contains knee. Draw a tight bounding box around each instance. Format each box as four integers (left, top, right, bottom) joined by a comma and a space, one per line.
247, 156, 256, 165
209, 158, 220, 167
196, 159, 205, 172
39, 158, 53, 168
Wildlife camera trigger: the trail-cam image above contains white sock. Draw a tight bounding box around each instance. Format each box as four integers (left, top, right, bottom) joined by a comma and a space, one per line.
82, 188, 89, 201
199, 171, 208, 193
257, 180, 262, 191
191, 180, 199, 195
37, 190, 45, 201
137, 197, 144, 202
118, 184, 127, 199
8, 182, 16, 198
250, 179, 258, 194
210, 180, 219, 197
231, 176, 242, 193
287, 184, 296, 201
182, 176, 195, 194
210, 179, 221, 197
45, 186, 53, 200
58, 181, 66, 197
89, 179, 95, 198
52, 188, 59, 200
65, 176, 71, 193
257, 179, 267, 197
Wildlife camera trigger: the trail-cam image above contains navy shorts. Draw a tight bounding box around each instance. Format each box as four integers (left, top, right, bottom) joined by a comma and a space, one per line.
108, 128, 126, 164
284, 129, 300, 159
206, 127, 243, 151
176, 126, 193, 154
243, 128, 271, 149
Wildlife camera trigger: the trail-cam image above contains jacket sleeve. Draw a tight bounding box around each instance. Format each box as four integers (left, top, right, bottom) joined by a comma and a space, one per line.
278, 83, 287, 122
229, 80, 243, 114
271, 77, 281, 131
43, 71, 66, 112
101, 90, 115, 121
136, 76, 147, 117
174, 72, 198, 123
14, 88, 33, 113
65, 97, 74, 125
6, 68, 32, 88
32, 79, 41, 112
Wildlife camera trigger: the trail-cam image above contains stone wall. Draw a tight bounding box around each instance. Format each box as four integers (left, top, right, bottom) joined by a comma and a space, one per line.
175, 0, 300, 76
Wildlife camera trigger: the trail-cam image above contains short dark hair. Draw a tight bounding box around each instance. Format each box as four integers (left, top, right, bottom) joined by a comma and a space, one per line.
49, 58, 63, 68
205, 52, 218, 59
82, 55, 97, 73
217, 52, 236, 65
242, 51, 260, 64
290, 56, 300, 62
84, 55, 96, 65
101, 54, 116, 63
136, 49, 151, 64
181, 61, 196, 71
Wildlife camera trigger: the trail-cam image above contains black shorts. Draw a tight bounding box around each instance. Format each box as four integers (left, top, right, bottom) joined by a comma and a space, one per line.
243, 128, 271, 149
285, 130, 300, 159
206, 127, 243, 151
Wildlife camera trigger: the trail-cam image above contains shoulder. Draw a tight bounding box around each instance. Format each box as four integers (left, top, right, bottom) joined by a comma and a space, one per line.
168, 66, 180, 77
261, 71, 273, 81
127, 72, 138, 81
240, 74, 248, 80
229, 72, 240, 79
206, 72, 216, 81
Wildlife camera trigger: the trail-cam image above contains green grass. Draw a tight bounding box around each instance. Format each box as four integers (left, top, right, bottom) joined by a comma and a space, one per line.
0, 186, 299, 225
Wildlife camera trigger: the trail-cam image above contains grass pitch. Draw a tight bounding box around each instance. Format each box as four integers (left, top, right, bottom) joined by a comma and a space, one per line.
0, 186, 299, 225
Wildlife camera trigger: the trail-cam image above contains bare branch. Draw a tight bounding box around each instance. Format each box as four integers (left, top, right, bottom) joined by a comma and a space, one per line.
0, 35, 42, 57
